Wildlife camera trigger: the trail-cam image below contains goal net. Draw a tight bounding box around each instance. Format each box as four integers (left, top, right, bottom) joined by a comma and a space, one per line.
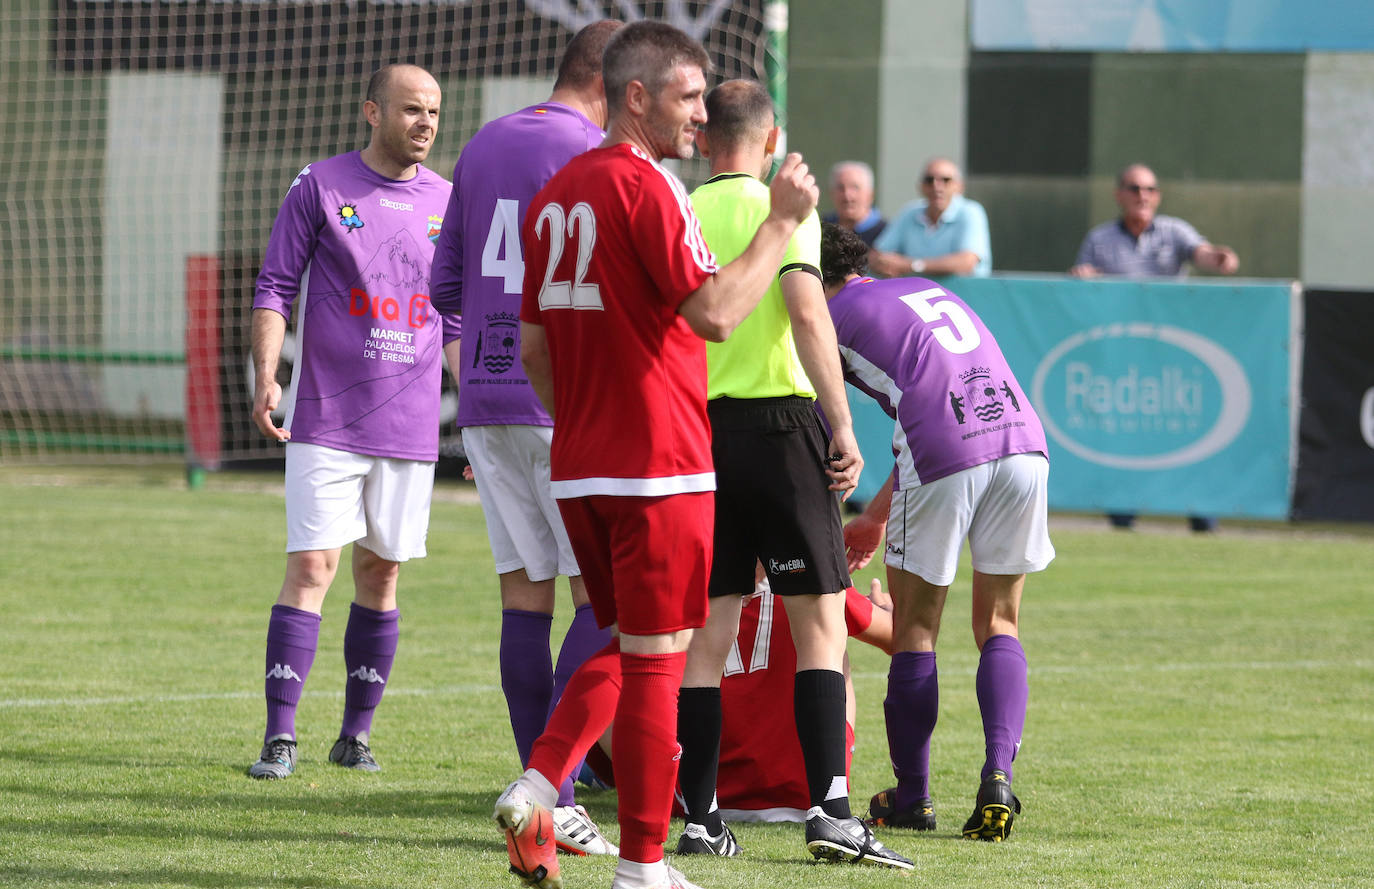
1, 0, 776, 466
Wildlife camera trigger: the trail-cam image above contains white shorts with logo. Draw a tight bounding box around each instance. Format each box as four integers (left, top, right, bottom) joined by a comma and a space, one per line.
463, 424, 579, 582
284, 442, 434, 562
885, 452, 1055, 587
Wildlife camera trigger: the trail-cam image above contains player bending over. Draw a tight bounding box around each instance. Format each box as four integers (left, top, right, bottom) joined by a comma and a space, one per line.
821, 222, 1056, 841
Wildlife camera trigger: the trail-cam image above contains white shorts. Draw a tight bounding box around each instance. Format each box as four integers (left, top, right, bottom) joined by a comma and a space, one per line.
885, 452, 1055, 587
284, 442, 434, 562
463, 424, 579, 582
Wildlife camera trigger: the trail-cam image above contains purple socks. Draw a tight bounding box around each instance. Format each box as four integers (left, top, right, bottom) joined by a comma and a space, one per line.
500, 608, 555, 767
263, 604, 322, 742
551, 603, 611, 807
884, 650, 939, 808
340, 603, 400, 740
976, 634, 1028, 782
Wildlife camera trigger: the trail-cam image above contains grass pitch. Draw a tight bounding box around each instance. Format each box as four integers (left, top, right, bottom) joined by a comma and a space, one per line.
1, 465, 1371, 888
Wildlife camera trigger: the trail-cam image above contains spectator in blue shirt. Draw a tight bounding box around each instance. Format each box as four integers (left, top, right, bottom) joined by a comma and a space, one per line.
823, 160, 887, 248
1070, 163, 1238, 279
869, 157, 991, 278
1070, 163, 1238, 533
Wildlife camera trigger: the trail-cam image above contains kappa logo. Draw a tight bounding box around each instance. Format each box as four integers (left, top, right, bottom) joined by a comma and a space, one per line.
349, 665, 387, 685
266, 663, 303, 682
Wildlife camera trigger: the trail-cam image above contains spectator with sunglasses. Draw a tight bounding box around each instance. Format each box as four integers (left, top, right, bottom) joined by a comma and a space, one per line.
1070, 163, 1237, 533
1070, 163, 1239, 279
868, 157, 991, 279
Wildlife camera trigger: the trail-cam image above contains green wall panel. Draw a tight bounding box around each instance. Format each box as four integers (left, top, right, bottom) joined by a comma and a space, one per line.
967, 52, 1093, 176
1090, 53, 1305, 182
791, 0, 884, 214
968, 176, 1092, 273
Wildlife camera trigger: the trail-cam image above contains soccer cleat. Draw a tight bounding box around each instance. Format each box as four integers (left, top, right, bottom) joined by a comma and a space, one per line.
553, 804, 618, 856
674, 820, 742, 857
494, 781, 562, 889
868, 787, 936, 830
610, 863, 705, 889
804, 807, 914, 870
328, 735, 381, 771
661, 864, 705, 889
248, 736, 297, 780
961, 770, 1021, 841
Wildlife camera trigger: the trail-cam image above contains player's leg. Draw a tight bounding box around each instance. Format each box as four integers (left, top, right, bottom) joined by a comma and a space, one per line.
496, 496, 624, 889
546, 472, 614, 815
605, 492, 710, 889
675, 593, 744, 853
871, 565, 947, 830
498, 569, 557, 766
331, 544, 400, 770
869, 468, 976, 827
249, 442, 367, 779
674, 398, 759, 854
543, 570, 619, 857
466, 426, 560, 766
961, 452, 1055, 840
780, 590, 849, 826
331, 454, 433, 770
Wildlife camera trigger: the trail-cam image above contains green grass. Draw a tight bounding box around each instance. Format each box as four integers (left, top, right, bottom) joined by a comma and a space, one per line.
1, 466, 1371, 888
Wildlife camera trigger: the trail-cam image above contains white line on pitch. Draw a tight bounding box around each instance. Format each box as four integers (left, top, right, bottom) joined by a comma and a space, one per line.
0, 683, 503, 710
10, 658, 1372, 710
852, 658, 1374, 682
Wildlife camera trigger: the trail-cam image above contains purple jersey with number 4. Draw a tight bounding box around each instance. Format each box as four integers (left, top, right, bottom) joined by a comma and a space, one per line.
254, 151, 453, 461
828, 276, 1047, 490
430, 102, 604, 428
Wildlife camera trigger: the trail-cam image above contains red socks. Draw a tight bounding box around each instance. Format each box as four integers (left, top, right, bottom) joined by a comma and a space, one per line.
613, 651, 687, 863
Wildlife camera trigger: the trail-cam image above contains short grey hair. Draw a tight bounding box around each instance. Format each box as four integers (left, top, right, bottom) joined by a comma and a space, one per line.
829, 160, 875, 191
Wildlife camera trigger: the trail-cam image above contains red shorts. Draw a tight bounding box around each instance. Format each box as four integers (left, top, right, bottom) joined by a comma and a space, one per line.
557, 492, 713, 636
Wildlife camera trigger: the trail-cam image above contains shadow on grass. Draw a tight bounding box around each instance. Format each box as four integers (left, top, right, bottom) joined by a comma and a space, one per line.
0, 779, 625, 857
0, 864, 409, 889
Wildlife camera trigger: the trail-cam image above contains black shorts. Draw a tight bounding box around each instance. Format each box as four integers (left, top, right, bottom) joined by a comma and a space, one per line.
707, 396, 851, 598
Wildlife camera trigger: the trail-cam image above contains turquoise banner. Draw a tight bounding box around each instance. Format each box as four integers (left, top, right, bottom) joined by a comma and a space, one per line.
971, 0, 1374, 52
934, 276, 1299, 518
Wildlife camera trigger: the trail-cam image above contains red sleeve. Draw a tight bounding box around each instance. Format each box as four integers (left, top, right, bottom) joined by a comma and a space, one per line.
844, 585, 874, 637
627, 158, 717, 309
518, 193, 548, 327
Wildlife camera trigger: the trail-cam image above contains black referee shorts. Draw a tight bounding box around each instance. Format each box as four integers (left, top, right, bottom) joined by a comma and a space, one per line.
706, 395, 851, 598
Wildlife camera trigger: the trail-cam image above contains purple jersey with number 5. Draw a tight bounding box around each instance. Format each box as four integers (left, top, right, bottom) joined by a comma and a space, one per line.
254, 151, 453, 461
430, 102, 604, 428
827, 276, 1047, 490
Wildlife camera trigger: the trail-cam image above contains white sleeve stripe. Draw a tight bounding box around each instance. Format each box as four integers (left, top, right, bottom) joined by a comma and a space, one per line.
638, 152, 718, 274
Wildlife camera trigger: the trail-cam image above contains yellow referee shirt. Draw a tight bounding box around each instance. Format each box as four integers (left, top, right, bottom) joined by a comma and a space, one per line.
690, 172, 822, 400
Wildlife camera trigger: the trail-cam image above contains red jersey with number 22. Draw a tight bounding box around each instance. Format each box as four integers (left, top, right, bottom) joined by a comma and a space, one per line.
520, 143, 719, 499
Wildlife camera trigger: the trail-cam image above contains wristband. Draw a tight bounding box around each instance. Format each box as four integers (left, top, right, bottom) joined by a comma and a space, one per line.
909, 258, 926, 274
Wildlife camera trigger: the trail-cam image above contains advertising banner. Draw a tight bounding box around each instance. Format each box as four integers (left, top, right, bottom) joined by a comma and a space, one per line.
951, 276, 1299, 518
1291, 289, 1374, 521
971, 0, 1374, 52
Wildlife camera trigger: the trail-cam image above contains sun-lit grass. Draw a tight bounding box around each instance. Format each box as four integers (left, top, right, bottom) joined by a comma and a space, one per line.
1, 465, 1371, 888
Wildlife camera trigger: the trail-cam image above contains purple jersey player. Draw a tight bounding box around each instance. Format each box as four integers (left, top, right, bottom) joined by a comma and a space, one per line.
246, 64, 451, 781
428, 20, 622, 857
818, 223, 1055, 841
